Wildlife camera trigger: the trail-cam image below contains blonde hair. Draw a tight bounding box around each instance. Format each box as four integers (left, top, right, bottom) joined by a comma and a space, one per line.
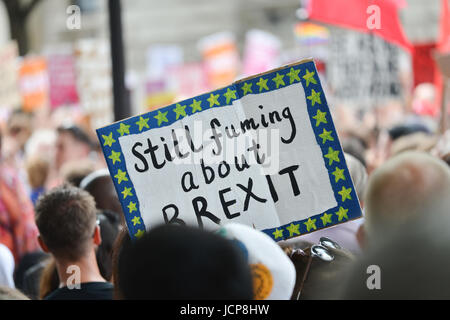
26, 156, 50, 189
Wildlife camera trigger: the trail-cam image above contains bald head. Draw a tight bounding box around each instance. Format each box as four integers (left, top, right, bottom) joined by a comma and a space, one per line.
365, 151, 450, 238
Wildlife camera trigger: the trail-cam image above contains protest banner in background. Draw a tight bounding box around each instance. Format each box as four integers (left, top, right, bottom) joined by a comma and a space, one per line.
97, 59, 362, 241
47, 53, 79, 109
19, 56, 49, 111
327, 29, 404, 108
242, 29, 281, 77
144, 45, 183, 110
0, 41, 21, 110
74, 39, 114, 129
198, 32, 240, 89
167, 63, 209, 103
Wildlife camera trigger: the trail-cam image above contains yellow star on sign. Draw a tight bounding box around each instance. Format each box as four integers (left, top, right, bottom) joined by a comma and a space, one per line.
224, 88, 237, 104
121, 186, 133, 199
154, 110, 168, 126
272, 228, 284, 239
102, 132, 116, 147
286, 67, 301, 84
336, 206, 349, 222
303, 69, 317, 87
127, 201, 137, 213
114, 169, 128, 184
108, 150, 121, 165
307, 89, 322, 106
117, 123, 130, 136
131, 216, 141, 226
313, 109, 327, 127
286, 223, 301, 237
173, 103, 187, 120
135, 116, 150, 131
242, 82, 253, 95
324, 147, 340, 166
190, 99, 202, 113
338, 186, 353, 202
256, 77, 269, 92
304, 218, 317, 232
134, 229, 145, 238
207, 93, 220, 107
318, 128, 334, 144
320, 213, 333, 226
332, 167, 346, 183
272, 73, 285, 88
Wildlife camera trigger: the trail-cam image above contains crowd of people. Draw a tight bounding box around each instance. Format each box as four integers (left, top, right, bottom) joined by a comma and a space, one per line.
0, 90, 449, 300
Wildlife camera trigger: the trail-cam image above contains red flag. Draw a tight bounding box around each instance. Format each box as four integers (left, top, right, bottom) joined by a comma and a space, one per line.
412, 43, 437, 87
307, 0, 412, 52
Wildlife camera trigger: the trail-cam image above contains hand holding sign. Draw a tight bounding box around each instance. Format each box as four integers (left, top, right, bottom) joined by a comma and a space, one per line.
97, 59, 362, 242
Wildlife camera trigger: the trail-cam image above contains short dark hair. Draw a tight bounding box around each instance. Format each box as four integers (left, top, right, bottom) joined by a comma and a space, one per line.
118, 224, 254, 299
35, 185, 97, 261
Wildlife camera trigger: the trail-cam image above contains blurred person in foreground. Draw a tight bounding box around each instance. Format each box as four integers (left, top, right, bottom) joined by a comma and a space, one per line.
117, 224, 253, 300
0, 131, 39, 264
37, 209, 120, 300
358, 151, 450, 249
35, 185, 113, 300
341, 215, 450, 299
218, 223, 296, 300
0, 244, 15, 288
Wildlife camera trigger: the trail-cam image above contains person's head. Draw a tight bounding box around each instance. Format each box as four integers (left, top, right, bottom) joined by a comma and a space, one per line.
96, 210, 121, 282
25, 155, 50, 189
80, 169, 123, 221
341, 216, 450, 299
363, 151, 450, 243
218, 223, 296, 300
7, 109, 33, 152
35, 185, 101, 262
55, 125, 93, 170
117, 224, 253, 299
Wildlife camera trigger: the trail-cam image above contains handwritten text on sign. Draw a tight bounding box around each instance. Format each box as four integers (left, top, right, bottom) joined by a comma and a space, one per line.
97, 59, 362, 241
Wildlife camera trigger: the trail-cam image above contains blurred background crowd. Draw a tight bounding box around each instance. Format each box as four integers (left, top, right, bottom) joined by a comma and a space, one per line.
0, 0, 449, 300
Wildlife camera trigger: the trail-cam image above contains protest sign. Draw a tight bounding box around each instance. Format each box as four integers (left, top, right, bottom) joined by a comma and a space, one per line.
198, 32, 240, 89
47, 53, 79, 109
97, 59, 362, 242
74, 39, 113, 129
0, 41, 21, 110
19, 56, 49, 111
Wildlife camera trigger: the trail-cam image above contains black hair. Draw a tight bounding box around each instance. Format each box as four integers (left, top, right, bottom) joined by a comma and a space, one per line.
117, 224, 254, 300
96, 210, 121, 281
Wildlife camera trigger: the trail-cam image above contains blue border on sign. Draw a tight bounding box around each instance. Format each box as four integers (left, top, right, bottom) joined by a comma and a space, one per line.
96, 59, 363, 241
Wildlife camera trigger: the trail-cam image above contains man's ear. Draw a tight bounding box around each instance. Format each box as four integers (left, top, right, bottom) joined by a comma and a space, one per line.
93, 225, 102, 246
37, 235, 49, 253
356, 224, 366, 250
